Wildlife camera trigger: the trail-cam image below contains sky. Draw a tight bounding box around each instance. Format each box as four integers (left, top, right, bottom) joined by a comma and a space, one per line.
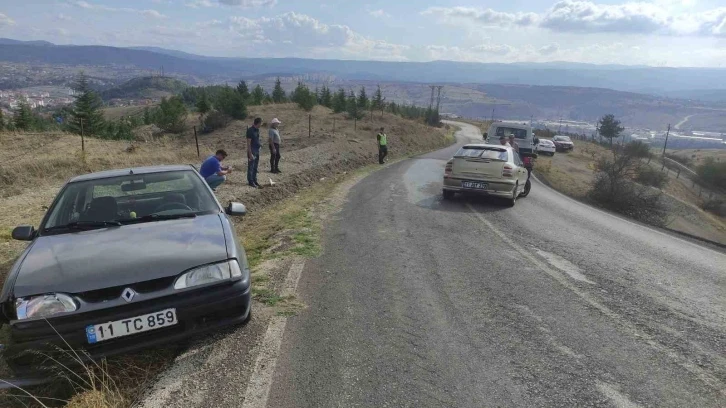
0, 0, 724, 67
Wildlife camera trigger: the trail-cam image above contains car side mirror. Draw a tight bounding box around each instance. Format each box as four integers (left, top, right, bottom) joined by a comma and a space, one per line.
226, 202, 247, 216
12, 225, 35, 241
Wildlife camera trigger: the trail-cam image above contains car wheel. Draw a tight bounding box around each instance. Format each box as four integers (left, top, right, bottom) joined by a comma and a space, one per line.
507, 183, 517, 207
520, 179, 531, 197
443, 190, 455, 200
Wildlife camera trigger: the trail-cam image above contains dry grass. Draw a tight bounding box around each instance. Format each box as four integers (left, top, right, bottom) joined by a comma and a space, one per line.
665, 148, 726, 168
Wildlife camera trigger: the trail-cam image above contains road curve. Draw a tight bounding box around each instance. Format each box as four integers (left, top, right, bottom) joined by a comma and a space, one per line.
267, 122, 726, 407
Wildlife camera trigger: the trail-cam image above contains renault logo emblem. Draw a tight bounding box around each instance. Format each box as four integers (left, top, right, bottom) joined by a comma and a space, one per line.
121, 288, 136, 303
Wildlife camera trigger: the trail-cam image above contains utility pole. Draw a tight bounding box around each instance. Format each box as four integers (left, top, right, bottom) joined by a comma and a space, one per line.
557, 117, 563, 133
491, 106, 495, 122
661, 124, 671, 158
428, 85, 436, 111
435, 86, 443, 113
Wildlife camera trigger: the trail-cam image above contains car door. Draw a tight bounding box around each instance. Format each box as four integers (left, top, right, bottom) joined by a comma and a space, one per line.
513, 152, 528, 186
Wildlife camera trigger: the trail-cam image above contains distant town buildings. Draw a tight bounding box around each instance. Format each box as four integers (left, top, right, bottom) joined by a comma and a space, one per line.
0, 88, 74, 110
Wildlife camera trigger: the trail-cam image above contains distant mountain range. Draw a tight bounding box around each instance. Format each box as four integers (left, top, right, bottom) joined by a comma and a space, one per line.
1, 38, 725, 99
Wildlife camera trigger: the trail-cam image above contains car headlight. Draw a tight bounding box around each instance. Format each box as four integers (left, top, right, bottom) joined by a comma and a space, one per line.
15, 294, 77, 320
174, 260, 247, 290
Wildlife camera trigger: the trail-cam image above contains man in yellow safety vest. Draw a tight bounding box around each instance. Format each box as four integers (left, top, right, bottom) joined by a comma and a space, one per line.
377, 127, 388, 164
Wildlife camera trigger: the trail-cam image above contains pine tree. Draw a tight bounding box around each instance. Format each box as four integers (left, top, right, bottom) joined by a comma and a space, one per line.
143, 107, 153, 125
236, 80, 250, 101
196, 91, 211, 118
320, 86, 333, 108
357, 86, 369, 110
69, 72, 105, 136
347, 90, 363, 120
215, 87, 247, 120
332, 88, 347, 113
372, 85, 384, 112
598, 114, 624, 147
0, 109, 5, 131
154, 96, 188, 133
272, 77, 287, 103
251, 85, 265, 105
13, 102, 35, 130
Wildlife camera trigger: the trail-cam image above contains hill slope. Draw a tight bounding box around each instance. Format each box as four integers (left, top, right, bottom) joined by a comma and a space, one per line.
100, 76, 189, 100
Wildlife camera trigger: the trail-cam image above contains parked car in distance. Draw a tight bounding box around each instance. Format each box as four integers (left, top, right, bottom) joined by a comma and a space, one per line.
1, 165, 252, 372
553, 135, 574, 152
536, 139, 556, 156
443, 144, 529, 206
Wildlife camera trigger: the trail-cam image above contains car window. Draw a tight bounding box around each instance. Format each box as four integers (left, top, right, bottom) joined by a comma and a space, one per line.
42, 170, 219, 230
514, 153, 523, 166
494, 127, 528, 139
455, 147, 508, 161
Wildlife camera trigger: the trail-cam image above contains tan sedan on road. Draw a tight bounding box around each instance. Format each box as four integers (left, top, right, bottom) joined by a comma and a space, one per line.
442, 144, 529, 206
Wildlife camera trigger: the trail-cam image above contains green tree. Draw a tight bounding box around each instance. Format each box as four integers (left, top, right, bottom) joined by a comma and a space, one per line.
236, 80, 250, 101
154, 96, 187, 133
13, 102, 35, 130
372, 85, 384, 112
320, 86, 333, 108
143, 107, 153, 125
598, 114, 624, 147
346, 89, 363, 120
272, 77, 287, 103
196, 91, 211, 119
215, 87, 247, 120
332, 88, 347, 113
0, 109, 5, 130
357, 86, 369, 110
251, 85, 265, 106
68, 72, 105, 135
291, 82, 316, 111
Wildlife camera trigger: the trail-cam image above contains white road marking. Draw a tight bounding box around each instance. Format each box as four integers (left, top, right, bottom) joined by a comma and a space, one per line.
241, 316, 287, 408
241, 260, 306, 408
596, 381, 642, 408
465, 202, 726, 394
535, 249, 595, 284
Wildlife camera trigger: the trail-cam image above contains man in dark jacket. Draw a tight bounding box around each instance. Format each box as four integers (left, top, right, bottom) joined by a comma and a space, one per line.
246, 117, 262, 188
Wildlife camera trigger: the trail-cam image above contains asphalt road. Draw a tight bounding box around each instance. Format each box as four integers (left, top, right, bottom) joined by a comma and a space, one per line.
267, 122, 726, 407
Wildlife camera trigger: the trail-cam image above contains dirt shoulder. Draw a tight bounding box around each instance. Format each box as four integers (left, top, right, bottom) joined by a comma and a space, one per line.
534, 141, 726, 245
0, 105, 452, 407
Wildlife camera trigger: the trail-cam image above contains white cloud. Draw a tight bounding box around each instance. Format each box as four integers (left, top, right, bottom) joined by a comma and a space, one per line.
471, 43, 515, 55
368, 9, 391, 18
423, 1, 726, 37
0, 13, 16, 27
56, 13, 72, 21
422, 6, 538, 27
218, 0, 277, 6
70, 1, 167, 18
539, 43, 560, 55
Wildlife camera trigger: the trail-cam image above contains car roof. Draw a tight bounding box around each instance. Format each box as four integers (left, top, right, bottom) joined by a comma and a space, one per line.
491, 122, 529, 130
462, 143, 511, 150
68, 165, 197, 183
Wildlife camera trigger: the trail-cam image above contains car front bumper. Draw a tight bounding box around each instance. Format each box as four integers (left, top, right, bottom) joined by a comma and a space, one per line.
443, 177, 516, 197
6, 279, 251, 372
556, 144, 574, 150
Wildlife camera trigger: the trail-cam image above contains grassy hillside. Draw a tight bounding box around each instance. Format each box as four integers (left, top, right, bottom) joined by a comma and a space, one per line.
535, 142, 726, 244
101, 76, 188, 101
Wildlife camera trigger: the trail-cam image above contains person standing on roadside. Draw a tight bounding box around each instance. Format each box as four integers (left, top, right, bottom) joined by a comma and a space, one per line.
268, 118, 282, 173
508, 134, 519, 153
499, 135, 511, 147
377, 127, 388, 164
246, 117, 262, 188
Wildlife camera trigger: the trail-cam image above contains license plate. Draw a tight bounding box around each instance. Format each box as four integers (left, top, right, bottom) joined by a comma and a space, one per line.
86, 308, 177, 344
462, 181, 488, 190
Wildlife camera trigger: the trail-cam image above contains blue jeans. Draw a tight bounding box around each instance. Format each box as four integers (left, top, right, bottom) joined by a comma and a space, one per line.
247, 152, 259, 185
205, 174, 226, 190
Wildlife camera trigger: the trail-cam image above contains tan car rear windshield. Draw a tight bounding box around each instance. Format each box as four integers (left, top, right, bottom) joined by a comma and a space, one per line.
455, 147, 509, 161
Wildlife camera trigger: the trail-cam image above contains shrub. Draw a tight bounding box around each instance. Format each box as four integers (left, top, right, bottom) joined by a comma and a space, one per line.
636, 166, 668, 189
202, 110, 232, 133
154, 96, 187, 133
215, 87, 247, 120
702, 198, 726, 216
696, 157, 726, 190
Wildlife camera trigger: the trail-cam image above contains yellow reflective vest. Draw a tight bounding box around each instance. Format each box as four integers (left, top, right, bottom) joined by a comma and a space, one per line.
377, 133, 387, 146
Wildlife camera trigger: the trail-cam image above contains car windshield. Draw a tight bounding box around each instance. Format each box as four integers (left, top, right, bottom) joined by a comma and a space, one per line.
554, 136, 572, 142
455, 147, 509, 161
42, 170, 219, 232
494, 127, 528, 139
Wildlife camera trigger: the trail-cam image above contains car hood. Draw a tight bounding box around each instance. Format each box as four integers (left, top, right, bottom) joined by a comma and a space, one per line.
13, 214, 229, 297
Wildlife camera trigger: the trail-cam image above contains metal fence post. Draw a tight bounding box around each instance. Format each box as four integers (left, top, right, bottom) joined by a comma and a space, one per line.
80, 118, 85, 153
194, 126, 200, 158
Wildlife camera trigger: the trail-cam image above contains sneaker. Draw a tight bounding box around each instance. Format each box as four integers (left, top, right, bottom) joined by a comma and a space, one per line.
249, 183, 259, 189
254, 182, 263, 188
